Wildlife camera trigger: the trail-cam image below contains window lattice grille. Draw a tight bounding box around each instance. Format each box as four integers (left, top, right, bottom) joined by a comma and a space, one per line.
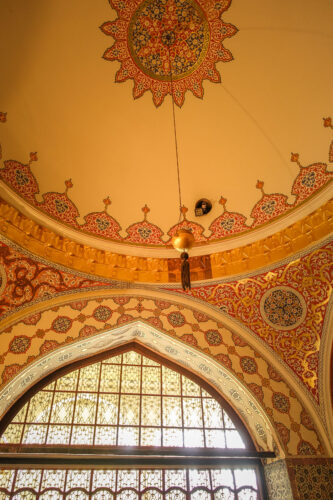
0, 351, 245, 449
0, 467, 259, 499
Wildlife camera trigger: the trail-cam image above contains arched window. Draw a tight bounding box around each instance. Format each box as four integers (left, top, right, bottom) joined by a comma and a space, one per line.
0, 344, 271, 499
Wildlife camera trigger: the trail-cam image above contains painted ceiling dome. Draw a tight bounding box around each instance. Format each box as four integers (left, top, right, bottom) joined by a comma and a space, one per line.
0, 0, 332, 259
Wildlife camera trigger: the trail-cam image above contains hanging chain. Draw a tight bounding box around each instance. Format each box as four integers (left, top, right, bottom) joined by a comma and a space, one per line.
168, 48, 183, 222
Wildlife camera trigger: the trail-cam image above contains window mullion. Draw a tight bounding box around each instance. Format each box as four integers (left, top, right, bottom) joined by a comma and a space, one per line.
116, 355, 123, 446
180, 375, 185, 448
68, 367, 80, 445
138, 355, 143, 446
43, 385, 56, 446
92, 362, 102, 446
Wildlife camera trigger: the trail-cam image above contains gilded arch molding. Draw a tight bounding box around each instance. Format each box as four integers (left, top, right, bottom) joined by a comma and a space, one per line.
0, 196, 332, 283
0, 291, 329, 457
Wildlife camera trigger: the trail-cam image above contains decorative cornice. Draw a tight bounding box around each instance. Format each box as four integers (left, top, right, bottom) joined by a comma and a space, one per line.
0, 197, 332, 283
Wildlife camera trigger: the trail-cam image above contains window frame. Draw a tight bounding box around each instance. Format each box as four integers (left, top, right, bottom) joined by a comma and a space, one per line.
0, 342, 273, 498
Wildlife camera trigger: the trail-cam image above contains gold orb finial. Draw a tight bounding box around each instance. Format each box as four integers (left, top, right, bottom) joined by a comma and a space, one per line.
171, 229, 195, 253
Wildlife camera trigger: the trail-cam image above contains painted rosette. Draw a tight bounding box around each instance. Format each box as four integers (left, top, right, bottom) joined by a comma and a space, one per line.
101, 0, 237, 106
260, 286, 307, 331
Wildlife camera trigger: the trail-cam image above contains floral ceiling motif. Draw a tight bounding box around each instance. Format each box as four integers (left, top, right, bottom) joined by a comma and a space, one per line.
0, 120, 332, 247
173, 241, 333, 401
101, 0, 237, 106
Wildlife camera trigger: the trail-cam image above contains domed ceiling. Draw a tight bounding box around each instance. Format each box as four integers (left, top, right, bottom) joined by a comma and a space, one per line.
0, 0, 332, 257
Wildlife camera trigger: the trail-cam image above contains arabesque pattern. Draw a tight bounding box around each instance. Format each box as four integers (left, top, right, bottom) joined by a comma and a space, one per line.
0, 242, 114, 318
0, 120, 331, 247
0, 296, 324, 456
179, 242, 333, 400
101, 0, 237, 106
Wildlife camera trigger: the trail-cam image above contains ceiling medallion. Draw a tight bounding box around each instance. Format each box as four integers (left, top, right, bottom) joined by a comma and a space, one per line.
101, 0, 237, 106
260, 286, 307, 331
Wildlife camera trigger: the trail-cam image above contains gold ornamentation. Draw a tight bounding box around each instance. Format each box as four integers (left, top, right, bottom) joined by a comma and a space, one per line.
0, 198, 332, 283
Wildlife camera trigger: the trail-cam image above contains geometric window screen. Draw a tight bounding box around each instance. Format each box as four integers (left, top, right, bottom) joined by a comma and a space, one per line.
0, 350, 261, 499
0, 350, 245, 449
0, 468, 259, 498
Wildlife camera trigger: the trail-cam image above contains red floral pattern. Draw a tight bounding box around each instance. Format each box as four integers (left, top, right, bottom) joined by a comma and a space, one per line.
250, 193, 291, 227
292, 163, 333, 204
39, 191, 80, 227
81, 211, 122, 240
0, 243, 110, 318
173, 241, 333, 399
1, 160, 39, 202
101, 0, 237, 107
125, 220, 165, 245
0, 295, 323, 455
0, 133, 331, 246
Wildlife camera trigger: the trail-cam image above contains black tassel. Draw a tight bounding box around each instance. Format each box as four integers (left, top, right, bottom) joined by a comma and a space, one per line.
181, 252, 191, 291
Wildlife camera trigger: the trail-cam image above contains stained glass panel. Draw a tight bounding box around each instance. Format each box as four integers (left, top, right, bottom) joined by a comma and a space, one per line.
184, 428, 204, 447
26, 392, 52, 423
97, 394, 118, 425
50, 393, 75, 424
55, 371, 78, 391
100, 365, 120, 393
183, 398, 203, 427
71, 425, 94, 445
119, 395, 140, 425
141, 427, 161, 446
142, 367, 160, 394
162, 397, 182, 427
94, 425, 117, 445
1, 350, 246, 450
163, 427, 183, 447
162, 367, 181, 395
122, 351, 141, 365
141, 396, 161, 426
182, 378, 201, 397
121, 366, 141, 393
47, 424, 71, 444
12, 404, 28, 423
74, 394, 97, 424
77, 364, 100, 392
118, 426, 139, 446
22, 424, 47, 444
0, 424, 23, 444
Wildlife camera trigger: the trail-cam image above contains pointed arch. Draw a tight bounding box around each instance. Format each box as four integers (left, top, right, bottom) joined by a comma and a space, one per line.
0, 291, 328, 456
1, 320, 279, 455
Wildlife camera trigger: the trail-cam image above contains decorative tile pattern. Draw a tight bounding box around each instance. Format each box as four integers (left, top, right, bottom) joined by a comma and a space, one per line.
178, 241, 333, 399
101, 0, 237, 106
0, 296, 324, 456
264, 460, 293, 500
287, 459, 333, 500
